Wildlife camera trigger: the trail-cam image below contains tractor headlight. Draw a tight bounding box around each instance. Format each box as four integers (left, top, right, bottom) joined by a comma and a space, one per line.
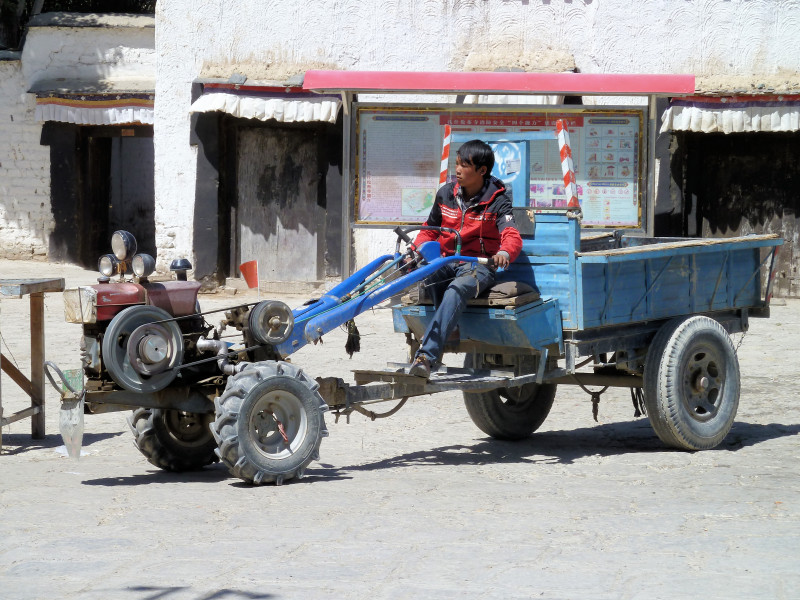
111, 230, 137, 261
98, 254, 121, 277
132, 253, 156, 278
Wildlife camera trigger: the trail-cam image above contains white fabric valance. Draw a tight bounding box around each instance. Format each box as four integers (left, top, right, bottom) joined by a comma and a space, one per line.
35, 102, 153, 125
661, 100, 800, 134
189, 91, 340, 123
30, 77, 155, 125
463, 94, 564, 105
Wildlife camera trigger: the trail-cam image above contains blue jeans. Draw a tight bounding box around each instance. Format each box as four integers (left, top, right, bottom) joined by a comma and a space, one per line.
416, 261, 496, 364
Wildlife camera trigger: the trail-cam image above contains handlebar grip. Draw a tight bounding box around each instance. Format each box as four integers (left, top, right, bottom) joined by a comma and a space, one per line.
393, 227, 413, 245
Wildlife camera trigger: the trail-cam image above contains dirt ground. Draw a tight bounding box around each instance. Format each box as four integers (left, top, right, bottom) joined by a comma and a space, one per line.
0, 259, 798, 600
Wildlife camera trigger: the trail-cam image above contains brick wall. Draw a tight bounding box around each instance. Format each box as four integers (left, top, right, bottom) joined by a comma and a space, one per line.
0, 59, 52, 259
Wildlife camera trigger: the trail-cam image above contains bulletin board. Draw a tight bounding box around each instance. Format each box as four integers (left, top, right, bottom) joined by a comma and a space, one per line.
353, 104, 646, 228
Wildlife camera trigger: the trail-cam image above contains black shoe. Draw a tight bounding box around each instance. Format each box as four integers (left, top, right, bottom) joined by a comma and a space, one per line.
409, 355, 431, 379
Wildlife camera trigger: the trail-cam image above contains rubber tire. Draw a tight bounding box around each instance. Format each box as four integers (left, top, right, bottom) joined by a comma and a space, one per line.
128, 408, 219, 471
643, 316, 740, 450
463, 354, 557, 440
210, 361, 328, 485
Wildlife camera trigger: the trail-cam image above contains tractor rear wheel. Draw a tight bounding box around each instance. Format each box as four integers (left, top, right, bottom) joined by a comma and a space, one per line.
129, 408, 218, 471
463, 354, 557, 440
211, 361, 328, 485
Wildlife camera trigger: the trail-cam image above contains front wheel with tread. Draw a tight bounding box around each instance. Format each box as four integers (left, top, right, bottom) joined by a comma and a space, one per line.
463, 354, 557, 440
643, 316, 740, 450
210, 361, 328, 485
129, 408, 218, 471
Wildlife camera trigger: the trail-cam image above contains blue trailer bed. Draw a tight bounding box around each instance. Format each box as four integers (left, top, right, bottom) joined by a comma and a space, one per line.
396, 213, 780, 351
391, 213, 781, 451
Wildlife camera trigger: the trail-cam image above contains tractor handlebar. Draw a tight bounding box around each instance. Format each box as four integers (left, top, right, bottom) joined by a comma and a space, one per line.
393, 226, 463, 256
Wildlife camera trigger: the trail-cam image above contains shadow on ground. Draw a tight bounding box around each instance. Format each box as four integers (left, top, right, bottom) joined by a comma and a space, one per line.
76, 419, 800, 488
82, 462, 231, 487
0, 431, 123, 456
123, 586, 273, 600
314, 419, 800, 479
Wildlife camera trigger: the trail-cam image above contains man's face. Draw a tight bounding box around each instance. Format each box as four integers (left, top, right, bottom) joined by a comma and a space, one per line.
455, 155, 486, 193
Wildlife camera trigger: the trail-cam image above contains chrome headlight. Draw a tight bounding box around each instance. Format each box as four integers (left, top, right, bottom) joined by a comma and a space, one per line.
111, 230, 137, 261
132, 253, 156, 278
98, 254, 121, 277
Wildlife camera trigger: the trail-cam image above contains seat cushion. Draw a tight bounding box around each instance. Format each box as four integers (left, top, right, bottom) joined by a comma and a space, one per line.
402, 279, 540, 307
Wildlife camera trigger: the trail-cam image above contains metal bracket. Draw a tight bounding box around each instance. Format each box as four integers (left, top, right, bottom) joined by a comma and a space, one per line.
536, 348, 548, 384
733, 249, 776, 305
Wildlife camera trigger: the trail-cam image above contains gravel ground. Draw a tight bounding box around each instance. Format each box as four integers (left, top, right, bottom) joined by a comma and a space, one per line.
0, 259, 798, 600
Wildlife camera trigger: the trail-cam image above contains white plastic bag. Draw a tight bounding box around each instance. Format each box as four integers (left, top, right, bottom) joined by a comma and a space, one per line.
59, 395, 85, 460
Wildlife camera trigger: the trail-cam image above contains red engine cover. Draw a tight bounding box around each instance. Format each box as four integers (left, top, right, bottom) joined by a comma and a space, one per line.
93, 283, 147, 321
91, 281, 202, 321
143, 281, 202, 316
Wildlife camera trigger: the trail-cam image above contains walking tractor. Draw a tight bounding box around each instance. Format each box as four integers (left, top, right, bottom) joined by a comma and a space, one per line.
48, 124, 782, 485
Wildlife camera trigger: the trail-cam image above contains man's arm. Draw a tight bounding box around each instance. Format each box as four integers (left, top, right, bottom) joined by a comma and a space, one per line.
494, 198, 522, 266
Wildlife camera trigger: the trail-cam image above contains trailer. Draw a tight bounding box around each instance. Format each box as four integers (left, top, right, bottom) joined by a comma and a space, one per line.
382, 213, 781, 452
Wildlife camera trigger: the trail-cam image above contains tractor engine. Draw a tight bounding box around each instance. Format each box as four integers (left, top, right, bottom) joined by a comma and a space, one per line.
64, 231, 222, 395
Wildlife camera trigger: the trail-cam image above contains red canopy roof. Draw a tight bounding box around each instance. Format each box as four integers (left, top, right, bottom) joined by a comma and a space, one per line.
303, 70, 695, 97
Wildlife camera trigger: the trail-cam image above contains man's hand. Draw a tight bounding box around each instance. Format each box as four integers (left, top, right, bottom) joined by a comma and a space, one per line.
491, 251, 510, 269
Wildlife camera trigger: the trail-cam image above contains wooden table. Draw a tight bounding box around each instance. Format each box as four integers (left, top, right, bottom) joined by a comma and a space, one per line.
0, 278, 65, 451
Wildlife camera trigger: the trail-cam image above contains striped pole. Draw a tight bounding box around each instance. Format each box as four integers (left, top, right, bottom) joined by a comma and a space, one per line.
439, 124, 452, 188
556, 119, 580, 210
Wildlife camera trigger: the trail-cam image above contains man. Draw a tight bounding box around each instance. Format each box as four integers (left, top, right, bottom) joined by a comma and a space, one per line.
409, 139, 522, 379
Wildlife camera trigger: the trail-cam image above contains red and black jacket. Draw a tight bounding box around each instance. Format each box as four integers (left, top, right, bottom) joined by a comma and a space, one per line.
414, 176, 523, 263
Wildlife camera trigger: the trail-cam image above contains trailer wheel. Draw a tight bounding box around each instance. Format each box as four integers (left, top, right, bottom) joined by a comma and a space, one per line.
128, 408, 218, 471
210, 361, 328, 485
463, 354, 557, 440
643, 316, 740, 450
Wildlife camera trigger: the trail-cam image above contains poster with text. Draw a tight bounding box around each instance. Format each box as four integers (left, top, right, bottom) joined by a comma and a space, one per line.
355, 107, 644, 228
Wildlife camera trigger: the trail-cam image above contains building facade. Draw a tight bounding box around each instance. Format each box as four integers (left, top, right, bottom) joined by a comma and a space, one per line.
1, 1, 799, 294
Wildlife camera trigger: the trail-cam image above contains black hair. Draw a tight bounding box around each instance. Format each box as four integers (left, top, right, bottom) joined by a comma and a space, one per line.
456, 139, 495, 176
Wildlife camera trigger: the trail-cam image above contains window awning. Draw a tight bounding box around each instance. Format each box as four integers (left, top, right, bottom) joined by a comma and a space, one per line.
661, 95, 800, 134
190, 84, 340, 123
30, 77, 155, 125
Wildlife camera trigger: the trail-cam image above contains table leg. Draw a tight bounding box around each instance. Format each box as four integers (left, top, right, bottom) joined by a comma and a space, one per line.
30, 292, 45, 439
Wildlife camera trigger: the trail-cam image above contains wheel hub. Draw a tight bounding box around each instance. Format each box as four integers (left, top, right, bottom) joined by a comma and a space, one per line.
164, 410, 214, 447
683, 348, 723, 422
249, 390, 308, 460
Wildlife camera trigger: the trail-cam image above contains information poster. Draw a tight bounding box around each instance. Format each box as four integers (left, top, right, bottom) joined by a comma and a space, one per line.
357, 113, 442, 222
356, 106, 644, 228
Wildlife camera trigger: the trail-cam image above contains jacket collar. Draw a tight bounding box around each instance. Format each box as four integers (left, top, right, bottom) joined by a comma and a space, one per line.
454, 176, 506, 207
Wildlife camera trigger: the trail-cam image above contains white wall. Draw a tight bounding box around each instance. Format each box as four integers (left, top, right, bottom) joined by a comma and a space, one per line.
148, 0, 797, 271
0, 14, 155, 263
22, 17, 155, 88
0, 58, 52, 259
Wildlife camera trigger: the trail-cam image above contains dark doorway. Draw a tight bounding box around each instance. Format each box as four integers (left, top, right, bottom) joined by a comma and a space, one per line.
43, 123, 155, 267
671, 131, 800, 297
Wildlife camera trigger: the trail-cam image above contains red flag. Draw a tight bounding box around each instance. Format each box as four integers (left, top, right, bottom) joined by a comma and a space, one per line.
239, 260, 259, 289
